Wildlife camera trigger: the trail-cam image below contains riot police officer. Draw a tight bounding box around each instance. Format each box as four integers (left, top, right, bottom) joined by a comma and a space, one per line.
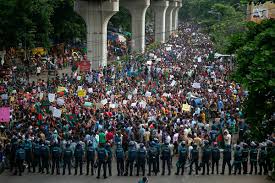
14, 143, 25, 176
23, 137, 32, 173
51, 142, 61, 175
137, 143, 146, 176
105, 143, 113, 176
175, 141, 187, 175
147, 141, 158, 176
40, 142, 50, 174
266, 140, 274, 174
74, 143, 84, 175
97, 143, 108, 179
202, 140, 211, 175
161, 142, 171, 175
63, 143, 73, 175
211, 142, 220, 174
221, 144, 231, 175
32, 139, 41, 173
249, 142, 258, 175
233, 145, 242, 175
189, 143, 199, 175
115, 142, 125, 176
124, 141, 137, 176
154, 138, 161, 173
242, 143, 249, 174
86, 141, 96, 175
10, 136, 18, 172
258, 143, 267, 175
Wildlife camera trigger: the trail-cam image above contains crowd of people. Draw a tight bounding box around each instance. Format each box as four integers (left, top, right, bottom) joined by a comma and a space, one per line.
0, 23, 274, 179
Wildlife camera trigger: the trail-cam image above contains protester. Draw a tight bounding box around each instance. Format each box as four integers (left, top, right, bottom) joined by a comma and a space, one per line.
0, 23, 274, 178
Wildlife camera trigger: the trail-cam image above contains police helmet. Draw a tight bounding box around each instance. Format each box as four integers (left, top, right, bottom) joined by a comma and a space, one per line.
140, 143, 144, 148
150, 141, 156, 147
181, 141, 185, 147
204, 140, 209, 146
129, 141, 135, 146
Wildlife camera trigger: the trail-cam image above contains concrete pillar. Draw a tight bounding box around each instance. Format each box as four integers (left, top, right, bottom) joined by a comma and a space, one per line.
165, 0, 178, 41
74, 0, 119, 70
172, 1, 182, 33
121, 0, 150, 54
151, 0, 169, 43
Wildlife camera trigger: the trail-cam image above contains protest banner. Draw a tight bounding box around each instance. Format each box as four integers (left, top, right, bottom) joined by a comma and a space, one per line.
182, 104, 191, 112
53, 108, 62, 118
48, 93, 56, 102
77, 90, 86, 97
84, 102, 92, 107
57, 98, 65, 106
0, 107, 10, 122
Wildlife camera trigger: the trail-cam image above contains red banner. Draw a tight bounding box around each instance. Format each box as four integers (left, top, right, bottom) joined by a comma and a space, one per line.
79, 60, 91, 72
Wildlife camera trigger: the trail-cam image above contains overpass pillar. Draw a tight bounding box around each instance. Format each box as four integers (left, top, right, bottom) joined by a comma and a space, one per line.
172, 1, 182, 33
165, 0, 178, 41
74, 0, 119, 70
121, 0, 150, 54
151, 0, 169, 43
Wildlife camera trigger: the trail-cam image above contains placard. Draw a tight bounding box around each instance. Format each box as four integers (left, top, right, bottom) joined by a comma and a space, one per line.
0, 107, 10, 122
48, 93, 56, 102
53, 108, 62, 118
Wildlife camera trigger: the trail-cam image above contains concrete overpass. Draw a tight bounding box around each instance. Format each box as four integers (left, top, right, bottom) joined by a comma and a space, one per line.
74, 0, 182, 70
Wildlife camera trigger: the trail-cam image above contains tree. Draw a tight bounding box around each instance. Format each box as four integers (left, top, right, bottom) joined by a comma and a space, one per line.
227, 19, 275, 141
178, 0, 246, 53
50, 0, 86, 44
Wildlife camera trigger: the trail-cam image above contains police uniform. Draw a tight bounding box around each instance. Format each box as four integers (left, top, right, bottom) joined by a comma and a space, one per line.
258, 144, 267, 175
249, 143, 258, 175
211, 143, 220, 174
97, 145, 108, 179
40, 143, 50, 174
51, 143, 61, 175
32, 141, 42, 173
105, 143, 113, 176
241, 144, 249, 174
147, 142, 158, 176
63, 143, 73, 175
14, 144, 25, 176
233, 145, 242, 175
86, 143, 95, 175
189, 144, 199, 175
221, 144, 231, 175
202, 141, 211, 175
74, 143, 84, 175
136, 143, 146, 176
124, 141, 137, 176
23, 139, 32, 172
161, 142, 171, 175
175, 142, 187, 175
115, 143, 125, 176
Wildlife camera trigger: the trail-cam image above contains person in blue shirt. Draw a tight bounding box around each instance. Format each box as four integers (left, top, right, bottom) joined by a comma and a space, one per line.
14, 142, 25, 176
23, 137, 32, 173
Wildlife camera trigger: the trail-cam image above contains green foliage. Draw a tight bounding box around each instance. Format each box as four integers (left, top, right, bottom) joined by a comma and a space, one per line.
50, 0, 86, 44
179, 0, 246, 52
0, 0, 54, 49
227, 19, 275, 141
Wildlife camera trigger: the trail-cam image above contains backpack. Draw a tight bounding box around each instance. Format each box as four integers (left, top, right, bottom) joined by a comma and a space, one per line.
116, 147, 124, 159
179, 147, 187, 160
87, 146, 95, 160
52, 147, 61, 158
98, 148, 106, 161
162, 146, 170, 159
128, 148, 137, 161
138, 148, 146, 160
33, 144, 40, 156
149, 147, 158, 159
41, 146, 49, 158
64, 149, 72, 159
17, 149, 25, 160
192, 149, 199, 160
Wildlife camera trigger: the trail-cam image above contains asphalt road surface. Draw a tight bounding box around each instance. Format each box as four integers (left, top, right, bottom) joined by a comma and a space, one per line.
0, 161, 270, 183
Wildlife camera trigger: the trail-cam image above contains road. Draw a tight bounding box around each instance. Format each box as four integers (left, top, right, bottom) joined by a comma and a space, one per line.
0, 171, 269, 183
0, 160, 270, 183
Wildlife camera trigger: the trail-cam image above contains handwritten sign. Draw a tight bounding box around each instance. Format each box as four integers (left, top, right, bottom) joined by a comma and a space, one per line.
182, 104, 191, 112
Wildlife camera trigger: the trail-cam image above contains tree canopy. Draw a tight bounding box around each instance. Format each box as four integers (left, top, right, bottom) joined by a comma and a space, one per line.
227, 19, 275, 140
